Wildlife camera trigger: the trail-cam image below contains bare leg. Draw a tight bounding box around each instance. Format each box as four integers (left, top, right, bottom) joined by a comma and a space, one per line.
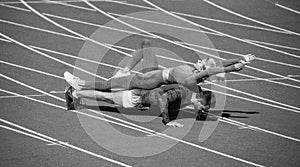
80, 70, 165, 91
75, 90, 123, 105
124, 39, 159, 73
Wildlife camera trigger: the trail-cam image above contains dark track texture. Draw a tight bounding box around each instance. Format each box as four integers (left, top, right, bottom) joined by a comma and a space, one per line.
0, 0, 299, 167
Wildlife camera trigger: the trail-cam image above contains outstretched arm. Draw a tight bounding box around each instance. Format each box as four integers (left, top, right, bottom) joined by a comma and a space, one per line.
183, 63, 243, 86
221, 54, 256, 67
221, 58, 242, 67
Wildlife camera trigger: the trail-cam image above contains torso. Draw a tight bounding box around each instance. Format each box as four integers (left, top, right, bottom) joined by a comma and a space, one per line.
169, 65, 196, 83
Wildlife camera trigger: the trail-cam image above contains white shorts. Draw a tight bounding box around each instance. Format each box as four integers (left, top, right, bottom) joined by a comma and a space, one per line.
162, 68, 171, 83
122, 90, 141, 108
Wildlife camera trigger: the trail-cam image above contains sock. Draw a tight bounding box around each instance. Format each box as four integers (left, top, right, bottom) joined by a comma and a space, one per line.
72, 90, 78, 99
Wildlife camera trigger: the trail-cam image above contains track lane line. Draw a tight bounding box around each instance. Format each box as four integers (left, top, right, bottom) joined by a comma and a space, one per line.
141, 0, 300, 87
12, 0, 300, 111
203, 0, 300, 36
142, 0, 300, 60
0, 47, 299, 142
0, 70, 265, 167
2, 3, 300, 58
0, 92, 133, 167
275, 3, 300, 15
64, 0, 300, 87
3, 0, 300, 53
2, 29, 300, 112
0, 0, 117, 4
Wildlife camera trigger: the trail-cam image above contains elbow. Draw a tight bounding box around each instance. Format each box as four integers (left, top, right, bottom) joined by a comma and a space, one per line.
183, 78, 197, 87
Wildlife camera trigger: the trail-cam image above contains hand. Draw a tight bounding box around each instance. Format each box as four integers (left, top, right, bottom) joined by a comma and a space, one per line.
166, 121, 183, 128
234, 62, 247, 71
243, 54, 256, 62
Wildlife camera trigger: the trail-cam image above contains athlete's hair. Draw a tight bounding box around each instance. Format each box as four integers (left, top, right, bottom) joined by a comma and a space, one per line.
196, 90, 215, 105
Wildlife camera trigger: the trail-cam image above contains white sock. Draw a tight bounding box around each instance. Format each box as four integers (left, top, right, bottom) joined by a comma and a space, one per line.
72, 90, 78, 99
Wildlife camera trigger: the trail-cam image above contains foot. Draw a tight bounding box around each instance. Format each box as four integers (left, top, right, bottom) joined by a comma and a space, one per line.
64, 71, 83, 90
243, 54, 256, 62
65, 86, 77, 110
196, 111, 208, 121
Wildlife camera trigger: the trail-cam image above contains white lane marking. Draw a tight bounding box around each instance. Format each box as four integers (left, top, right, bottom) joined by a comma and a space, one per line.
108, 12, 300, 52
224, 76, 300, 82
1, 55, 299, 115
1, 38, 300, 146
83, 0, 229, 68
0, 37, 11, 43
0, 3, 31, 12
0, 33, 278, 166
0, 88, 158, 136
81, 0, 300, 89
108, 12, 218, 36
245, 39, 300, 52
142, 0, 300, 86
0, 0, 120, 4
203, 0, 300, 36
44, 0, 96, 11
0, 16, 300, 88
172, 11, 291, 35
275, 3, 300, 15
0, 85, 265, 167
2, 0, 300, 53
200, 88, 300, 142
42, 13, 153, 38
0, 72, 265, 167
0, 124, 66, 148
1, 2, 300, 54
0, 60, 64, 80
206, 80, 300, 113
184, 106, 300, 142
220, 116, 300, 142
0, 19, 84, 40
3, 0, 300, 131
175, 41, 300, 69
0, 118, 131, 167
0, 94, 47, 99
79, 0, 290, 35
3, 23, 300, 113
288, 74, 300, 77
143, 0, 300, 60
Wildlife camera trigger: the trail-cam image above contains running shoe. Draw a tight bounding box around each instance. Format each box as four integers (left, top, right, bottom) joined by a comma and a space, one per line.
64, 71, 82, 90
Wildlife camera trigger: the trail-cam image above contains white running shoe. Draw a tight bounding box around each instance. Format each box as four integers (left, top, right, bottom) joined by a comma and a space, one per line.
243, 54, 256, 62
64, 71, 83, 90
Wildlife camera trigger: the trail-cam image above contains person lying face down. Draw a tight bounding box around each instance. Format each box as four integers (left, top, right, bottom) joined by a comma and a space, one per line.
65, 84, 216, 128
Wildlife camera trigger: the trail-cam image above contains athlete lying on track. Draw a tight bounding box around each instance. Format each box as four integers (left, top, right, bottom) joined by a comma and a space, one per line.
65, 84, 216, 127
64, 39, 255, 91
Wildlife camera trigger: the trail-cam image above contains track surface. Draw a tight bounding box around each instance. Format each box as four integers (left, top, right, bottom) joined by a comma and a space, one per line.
0, 0, 300, 166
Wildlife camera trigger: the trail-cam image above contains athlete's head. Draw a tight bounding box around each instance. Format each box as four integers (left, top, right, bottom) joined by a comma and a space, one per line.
193, 90, 216, 112
193, 58, 217, 72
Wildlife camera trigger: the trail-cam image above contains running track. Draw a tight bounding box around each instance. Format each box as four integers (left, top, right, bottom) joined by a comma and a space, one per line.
0, 0, 299, 166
